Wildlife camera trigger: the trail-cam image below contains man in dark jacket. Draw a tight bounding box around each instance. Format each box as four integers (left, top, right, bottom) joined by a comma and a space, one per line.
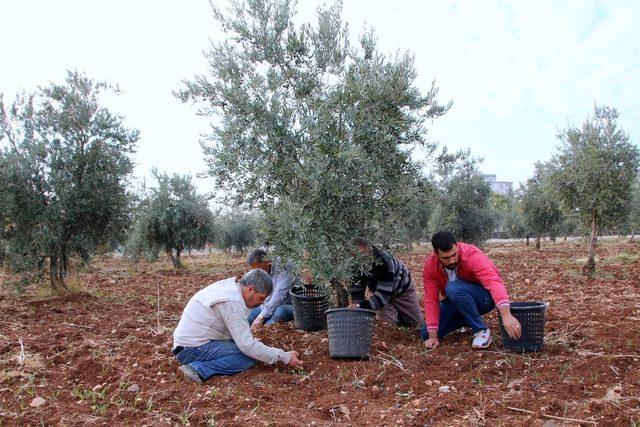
349, 237, 422, 328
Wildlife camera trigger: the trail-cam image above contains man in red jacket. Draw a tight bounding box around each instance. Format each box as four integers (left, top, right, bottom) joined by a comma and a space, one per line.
422, 231, 521, 349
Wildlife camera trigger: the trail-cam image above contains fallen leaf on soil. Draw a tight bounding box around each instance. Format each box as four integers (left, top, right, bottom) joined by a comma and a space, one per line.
30, 397, 46, 407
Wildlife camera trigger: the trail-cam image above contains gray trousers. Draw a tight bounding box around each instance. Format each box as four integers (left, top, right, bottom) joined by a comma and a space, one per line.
376, 282, 423, 329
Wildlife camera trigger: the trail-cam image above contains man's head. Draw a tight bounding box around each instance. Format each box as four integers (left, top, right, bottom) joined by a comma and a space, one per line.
246, 248, 271, 273
350, 236, 373, 255
238, 269, 273, 308
431, 231, 458, 270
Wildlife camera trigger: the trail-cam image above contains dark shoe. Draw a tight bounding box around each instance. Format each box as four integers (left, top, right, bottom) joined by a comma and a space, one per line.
178, 365, 203, 384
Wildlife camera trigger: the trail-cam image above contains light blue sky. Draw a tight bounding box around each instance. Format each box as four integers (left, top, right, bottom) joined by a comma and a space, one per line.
2, 0, 639, 191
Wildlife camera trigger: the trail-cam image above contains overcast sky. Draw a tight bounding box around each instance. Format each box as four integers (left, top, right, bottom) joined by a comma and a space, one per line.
2, 0, 639, 192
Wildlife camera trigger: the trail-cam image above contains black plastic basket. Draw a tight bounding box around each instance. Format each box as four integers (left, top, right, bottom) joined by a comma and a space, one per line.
326, 308, 376, 359
499, 301, 548, 353
289, 286, 330, 331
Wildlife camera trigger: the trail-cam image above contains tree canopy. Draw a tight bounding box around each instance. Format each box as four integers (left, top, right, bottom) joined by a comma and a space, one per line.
125, 172, 216, 268
178, 0, 450, 302
0, 71, 138, 288
429, 155, 495, 246
520, 163, 563, 249
549, 105, 639, 274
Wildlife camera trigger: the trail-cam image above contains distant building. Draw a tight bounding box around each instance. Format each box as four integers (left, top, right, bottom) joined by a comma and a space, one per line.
483, 174, 513, 195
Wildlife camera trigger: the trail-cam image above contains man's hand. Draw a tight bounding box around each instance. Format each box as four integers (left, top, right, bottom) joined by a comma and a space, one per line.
287, 351, 304, 368
423, 338, 440, 350
423, 329, 440, 350
251, 316, 265, 332
347, 303, 360, 309
498, 306, 522, 339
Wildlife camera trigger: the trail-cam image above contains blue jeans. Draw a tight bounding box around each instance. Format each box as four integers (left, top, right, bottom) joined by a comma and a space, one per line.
420, 279, 496, 340
174, 340, 256, 381
247, 304, 294, 325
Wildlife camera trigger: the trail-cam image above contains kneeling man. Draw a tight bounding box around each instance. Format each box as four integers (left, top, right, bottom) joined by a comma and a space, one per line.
173, 269, 303, 383
422, 230, 521, 349
349, 237, 423, 329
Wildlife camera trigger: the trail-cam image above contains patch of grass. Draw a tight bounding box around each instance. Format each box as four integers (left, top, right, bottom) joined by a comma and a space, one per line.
205, 386, 219, 398
72, 384, 110, 415
559, 362, 573, 381
601, 252, 640, 264
145, 397, 154, 412
92, 402, 109, 415
17, 373, 37, 396
178, 404, 195, 425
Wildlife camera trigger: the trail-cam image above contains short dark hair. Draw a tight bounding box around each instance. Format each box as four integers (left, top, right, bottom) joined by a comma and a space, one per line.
431, 231, 457, 252
350, 237, 372, 251
246, 248, 268, 265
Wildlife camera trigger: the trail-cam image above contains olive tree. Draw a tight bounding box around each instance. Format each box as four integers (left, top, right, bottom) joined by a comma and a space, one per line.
520, 163, 563, 249
429, 154, 495, 246
125, 172, 216, 268
0, 72, 138, 289
549, 105, 639, 275
216, 211, 259, 253
177, 0, 449, 305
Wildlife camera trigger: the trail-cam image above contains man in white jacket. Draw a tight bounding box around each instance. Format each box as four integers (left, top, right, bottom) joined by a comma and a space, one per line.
173, 269, 303, 383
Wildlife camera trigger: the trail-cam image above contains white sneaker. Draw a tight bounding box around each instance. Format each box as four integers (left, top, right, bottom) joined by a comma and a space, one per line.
472, 328, 492, 349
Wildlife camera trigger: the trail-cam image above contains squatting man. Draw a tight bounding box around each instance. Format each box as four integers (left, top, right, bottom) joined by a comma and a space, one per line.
172, 269, 303, 383
422, 231, 522, 349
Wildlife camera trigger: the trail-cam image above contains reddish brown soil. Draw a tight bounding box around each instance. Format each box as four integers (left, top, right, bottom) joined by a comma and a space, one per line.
1, 241, 639, 426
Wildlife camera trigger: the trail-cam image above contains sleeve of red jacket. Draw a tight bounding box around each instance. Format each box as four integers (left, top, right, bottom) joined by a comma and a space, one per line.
422, 258, 441, 332
467, 250, 510, 307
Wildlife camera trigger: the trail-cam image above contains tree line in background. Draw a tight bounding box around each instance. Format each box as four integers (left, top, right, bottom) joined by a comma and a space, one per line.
1, 0, 639, 292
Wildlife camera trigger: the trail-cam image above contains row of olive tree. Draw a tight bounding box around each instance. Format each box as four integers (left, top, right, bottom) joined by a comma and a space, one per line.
0, 71, 261, 290
487, 105, 639, 275
123, 174, 261, 267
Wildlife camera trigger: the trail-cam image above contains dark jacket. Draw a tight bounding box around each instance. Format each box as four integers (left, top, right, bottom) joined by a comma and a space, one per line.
351, 246, 411, 310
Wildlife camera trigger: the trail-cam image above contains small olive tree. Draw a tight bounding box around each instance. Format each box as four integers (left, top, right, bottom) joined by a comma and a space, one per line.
0, 72, 138, 289
177, 0, 449, 305
549, 105, 639, 275
520, 163, 563, 249
125, 172, 216, 268
216, 211, 259, 253
429, 154, 495, 246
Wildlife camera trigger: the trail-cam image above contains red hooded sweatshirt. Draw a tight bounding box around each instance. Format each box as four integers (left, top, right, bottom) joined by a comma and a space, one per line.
423, 242, 510, 332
